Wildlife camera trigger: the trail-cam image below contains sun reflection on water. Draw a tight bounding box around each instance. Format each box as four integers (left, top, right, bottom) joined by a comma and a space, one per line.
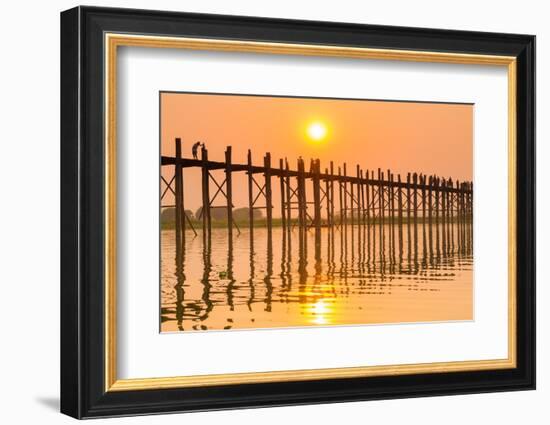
309, 299, 334, 325
161, 222, 474, 332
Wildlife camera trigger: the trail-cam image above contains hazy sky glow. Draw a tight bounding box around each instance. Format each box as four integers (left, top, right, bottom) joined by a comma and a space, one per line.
161, 92, 473, 214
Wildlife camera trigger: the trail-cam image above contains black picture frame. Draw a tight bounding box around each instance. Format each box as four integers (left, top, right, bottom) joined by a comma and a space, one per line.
61, 5, 535, 419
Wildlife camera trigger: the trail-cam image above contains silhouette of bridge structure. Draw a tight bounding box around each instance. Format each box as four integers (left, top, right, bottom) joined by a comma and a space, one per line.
161, 138, 473, 261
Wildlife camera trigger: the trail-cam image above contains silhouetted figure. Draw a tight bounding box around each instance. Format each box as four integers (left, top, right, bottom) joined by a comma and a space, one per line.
192, 141, 201, 159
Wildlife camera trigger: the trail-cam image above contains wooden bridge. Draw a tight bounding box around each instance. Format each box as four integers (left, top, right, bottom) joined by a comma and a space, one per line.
161, 138, 473, 259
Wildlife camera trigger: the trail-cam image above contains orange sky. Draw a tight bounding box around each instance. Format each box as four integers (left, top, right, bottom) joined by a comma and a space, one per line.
161, 92, 472, 215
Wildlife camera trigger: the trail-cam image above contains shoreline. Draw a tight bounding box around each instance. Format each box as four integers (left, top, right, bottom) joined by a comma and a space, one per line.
161, 217, 473, 230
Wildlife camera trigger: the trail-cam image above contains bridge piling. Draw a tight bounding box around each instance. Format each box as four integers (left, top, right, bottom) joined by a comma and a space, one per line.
175, 138, 184, 255
225, 146, 233, 246
379, 169, 385, 252
406, 172, 411, 257
365, 169, 371, 227
413, 172, 418, 251
284, 159, 292, 242
329, 161, 335, 230
264, 153, 273, 250
247, 150, 254, 245
279, 158, 287, 234
325, 167, 331, 229
441, 177, 447, 252
390, 172, 395, 262
397, 174, 403, 252
313, 159, 322, 259
201, 146, 211, 245
338, 166, 343, 230
343, 163, 348, 243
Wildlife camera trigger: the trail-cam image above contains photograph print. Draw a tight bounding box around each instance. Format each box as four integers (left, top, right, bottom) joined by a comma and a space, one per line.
159, 92, 473, 333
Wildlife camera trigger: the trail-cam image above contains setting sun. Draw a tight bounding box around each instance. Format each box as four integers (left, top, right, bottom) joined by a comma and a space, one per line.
307, 121, 327, 142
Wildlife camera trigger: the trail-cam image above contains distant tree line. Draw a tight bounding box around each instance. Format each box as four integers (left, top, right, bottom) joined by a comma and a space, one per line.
161, 207, 263, 224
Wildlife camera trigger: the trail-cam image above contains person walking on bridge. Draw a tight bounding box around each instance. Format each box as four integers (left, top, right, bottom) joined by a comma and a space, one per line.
192, 141, 202, 159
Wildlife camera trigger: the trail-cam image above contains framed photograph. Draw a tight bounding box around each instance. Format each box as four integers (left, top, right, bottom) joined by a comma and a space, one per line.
60, 6, 535, 419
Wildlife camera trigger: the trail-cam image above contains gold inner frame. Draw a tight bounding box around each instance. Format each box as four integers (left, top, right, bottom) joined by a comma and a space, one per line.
104, 33, 517, 392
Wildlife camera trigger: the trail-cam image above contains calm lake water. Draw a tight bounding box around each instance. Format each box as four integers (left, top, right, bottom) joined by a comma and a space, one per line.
161, 222, 473, 332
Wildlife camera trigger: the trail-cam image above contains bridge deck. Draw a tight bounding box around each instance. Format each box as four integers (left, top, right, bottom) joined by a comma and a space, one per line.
161, 156, 470, 193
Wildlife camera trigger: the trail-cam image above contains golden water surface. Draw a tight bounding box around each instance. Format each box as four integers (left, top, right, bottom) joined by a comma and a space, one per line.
161, 222, 473, 332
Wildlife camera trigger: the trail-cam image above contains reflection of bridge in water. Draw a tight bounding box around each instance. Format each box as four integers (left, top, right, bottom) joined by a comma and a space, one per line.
160, 138, 474, 331
162, 224, 473, 331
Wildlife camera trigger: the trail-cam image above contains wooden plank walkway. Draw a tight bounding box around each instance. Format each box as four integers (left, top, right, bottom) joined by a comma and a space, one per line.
161, 155, 470, 193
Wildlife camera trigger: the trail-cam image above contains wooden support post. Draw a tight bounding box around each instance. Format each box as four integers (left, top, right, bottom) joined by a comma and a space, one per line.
279, 158, 286, 233
470, 182, 473, 246
465, 182, 469, 251
397, 174, 403, 257
448, 178, 453, 254
389, 171, 394, 218
456, 180, 461, 251
371, 170, 376, 226
338, 166, 343, 229
359, 169, 366, 264
389, 169, 394, 227
313, 159, 322, 259
421, 175, 427, 259
363, 170, 370, 257
298, 158, 305, 233
302, 159, 309, 257
371, 170, 377, 258
457, 182, 462, 252
428, 176, 433, 256
325, 167, 331, 227
356, 165, 363, 229
445, 179, 450, 253
264, 153, 273, 248
379, 169, 384, 249
349, 165, 355, 259
389, 171, 395, 260
201, 146, 211, 240
350, 166, 355, 231
285, 159, 292, 237
343, 163, 348, 224
456, 182, 461, 252
449, 178, 454, 251
350, 165, 361, 261
428, 176, 433, 227
413, 172, 418, 253
441, 177, 447, 253
225, 146, 233, 246
421, 174, 426, 228
469, 182, 473, 248
406, 172, 411, 256
365, 169, 370, 226
330, 161, 335, 229
397, 174, 403, 227
174, 138, 184, 255
435, 177, 440, 254
343, 163, 348, 241
379, 169, 385, 264
247, 150, 254, 240
303, 160, 308, 234
360, 169, 366, 226
466, 182, 470, 245
446, 178, 451, 253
